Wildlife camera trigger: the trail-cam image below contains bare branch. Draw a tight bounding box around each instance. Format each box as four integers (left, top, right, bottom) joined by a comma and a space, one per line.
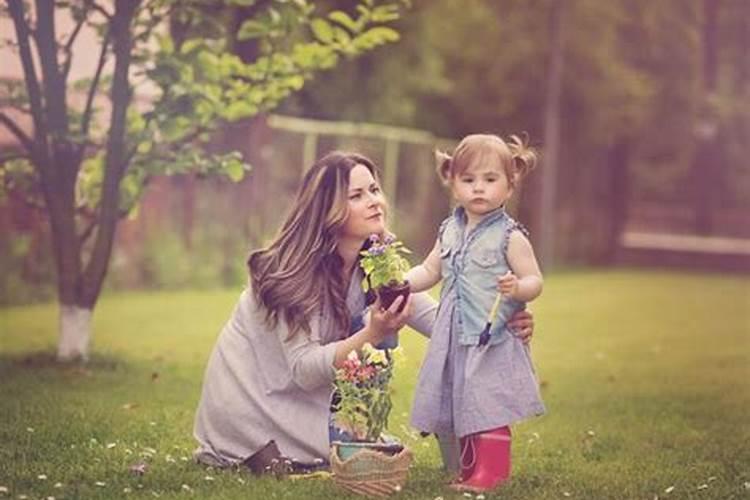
90, 1, 113, 20
6, 0, 48, 154
63, 2, 89, 52
0, 101, 32, 115
78, 219, 97, 246
34, 0, 69, 138
77, 204, 130, 247
79, 28, 111, 142
61, 1, 93, 81
133, 2, 174, 44
81, 0, 141, 306
0, 112, 34, 153
0, 150, 30, 163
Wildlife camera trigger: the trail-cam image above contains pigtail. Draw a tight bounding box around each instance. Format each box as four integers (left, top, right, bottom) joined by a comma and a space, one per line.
434, 150, 453, 186
508, 133, 538, 183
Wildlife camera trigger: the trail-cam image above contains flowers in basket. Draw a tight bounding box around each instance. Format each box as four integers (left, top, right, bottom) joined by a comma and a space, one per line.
330, 344, 413, 496
332, 343, 397, 442
359, 234, 412, 311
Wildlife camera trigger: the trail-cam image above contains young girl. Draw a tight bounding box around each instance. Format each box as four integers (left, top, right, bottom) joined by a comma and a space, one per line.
406, 133, 545, 493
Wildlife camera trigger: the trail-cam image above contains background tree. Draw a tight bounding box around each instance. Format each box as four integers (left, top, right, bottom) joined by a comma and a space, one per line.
284, 0, 748, 264
0, 0, 404, 361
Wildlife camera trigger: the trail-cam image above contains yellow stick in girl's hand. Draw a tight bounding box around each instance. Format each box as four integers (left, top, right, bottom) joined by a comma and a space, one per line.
478, 293, 503, 346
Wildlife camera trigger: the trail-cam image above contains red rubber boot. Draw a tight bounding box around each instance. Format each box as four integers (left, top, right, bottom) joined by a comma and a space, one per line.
449, 435, 477, 487
454, 427, 511, 493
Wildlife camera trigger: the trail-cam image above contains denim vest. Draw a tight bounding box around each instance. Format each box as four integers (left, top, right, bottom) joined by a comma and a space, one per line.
439, 206, 526, 346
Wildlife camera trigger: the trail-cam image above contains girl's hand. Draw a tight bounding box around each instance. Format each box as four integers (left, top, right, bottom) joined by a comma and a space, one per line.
369, 295, 412, 342
508, 309, 534, 344
497, 271, 519, 297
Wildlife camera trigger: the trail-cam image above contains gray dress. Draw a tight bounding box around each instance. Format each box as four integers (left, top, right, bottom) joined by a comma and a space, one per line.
410, 289, 545, 438
193, 271, 436, 466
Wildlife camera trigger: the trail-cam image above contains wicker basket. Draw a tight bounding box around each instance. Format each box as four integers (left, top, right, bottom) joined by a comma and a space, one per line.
330, 442, 413, 497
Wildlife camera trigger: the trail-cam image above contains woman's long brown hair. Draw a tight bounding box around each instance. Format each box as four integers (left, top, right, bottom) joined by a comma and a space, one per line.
248, 151, 379, 338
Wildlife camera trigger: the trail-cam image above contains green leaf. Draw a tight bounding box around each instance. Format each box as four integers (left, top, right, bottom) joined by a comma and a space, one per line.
238, 20, 269, 40
284, 75, 305, 91
363, 26, 399, 43
158, 34, 174, 55
136, 141, 153, 154
329, 10, 360, 32
222, 100, 257, 121
224, 160, 245, 182
180, 38, 204, 55
371, 5, 400, 23
310, 18, 334, 44
227, 0, 257, 5
333, 26, 351, 45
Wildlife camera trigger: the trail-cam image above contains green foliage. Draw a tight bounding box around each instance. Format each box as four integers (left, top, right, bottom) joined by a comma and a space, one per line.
0, 158, 39, 206
0, 0, 407, 274
0, 232, 56, 305
105, 217, 248, 292
358, 234, 411, 290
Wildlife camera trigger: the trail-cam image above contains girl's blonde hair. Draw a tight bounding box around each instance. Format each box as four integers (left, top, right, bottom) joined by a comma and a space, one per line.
436, 133, 538, 189
248, 151, 380, 338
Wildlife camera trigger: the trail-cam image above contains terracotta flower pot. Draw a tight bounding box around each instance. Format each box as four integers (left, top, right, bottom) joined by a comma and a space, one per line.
377, 280, 410, 312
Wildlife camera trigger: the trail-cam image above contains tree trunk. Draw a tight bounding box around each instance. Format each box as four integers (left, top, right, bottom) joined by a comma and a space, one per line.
603, 140, 631, 263
57, 305, 93, 361
691, 0, 722, 234
538, 0, 566, 267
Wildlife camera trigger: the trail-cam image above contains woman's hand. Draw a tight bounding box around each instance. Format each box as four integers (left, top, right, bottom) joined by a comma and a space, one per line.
369, 295, 412, 343
508, 309, 534, 344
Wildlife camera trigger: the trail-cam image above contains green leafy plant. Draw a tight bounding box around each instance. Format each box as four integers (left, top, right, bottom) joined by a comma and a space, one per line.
332, 344, 402, 442
359, 234, 411, 290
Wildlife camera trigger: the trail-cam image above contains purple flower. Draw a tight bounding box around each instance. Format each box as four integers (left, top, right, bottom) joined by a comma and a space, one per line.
368, 234, 380, 243
368, 245, 386, 256
383, 234, 396, 245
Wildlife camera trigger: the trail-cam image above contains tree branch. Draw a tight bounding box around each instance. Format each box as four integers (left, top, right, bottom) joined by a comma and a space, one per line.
34, 0, 69, 140
0, 112, 34, 153
77, 204, 131, 247
81, 0, 141, 307
0, 150, 30, 163
61, 1, 93, 81
90, 1, 113, 20
0, 101, 32, 115
79, 28, 111, 143
6, 0, 48, 157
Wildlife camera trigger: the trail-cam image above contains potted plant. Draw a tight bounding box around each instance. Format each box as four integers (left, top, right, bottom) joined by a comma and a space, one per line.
359, 234, 411, 312
330, 344, 413, 496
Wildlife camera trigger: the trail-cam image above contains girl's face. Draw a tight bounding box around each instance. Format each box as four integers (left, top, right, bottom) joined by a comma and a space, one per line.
451, 162, 512, 218
340, 164, 386, 240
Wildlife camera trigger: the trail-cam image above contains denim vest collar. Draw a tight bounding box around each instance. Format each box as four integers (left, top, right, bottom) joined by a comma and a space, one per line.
453, 205, 508, 240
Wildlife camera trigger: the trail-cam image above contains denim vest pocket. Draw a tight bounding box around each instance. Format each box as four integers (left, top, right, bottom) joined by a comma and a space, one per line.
470, 249, 500, 268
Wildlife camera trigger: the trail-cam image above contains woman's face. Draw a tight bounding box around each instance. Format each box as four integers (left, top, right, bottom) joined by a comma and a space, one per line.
340, 164, 385, 240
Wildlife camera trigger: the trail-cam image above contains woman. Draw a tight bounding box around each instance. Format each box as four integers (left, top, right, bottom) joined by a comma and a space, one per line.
192, 151, 534, 470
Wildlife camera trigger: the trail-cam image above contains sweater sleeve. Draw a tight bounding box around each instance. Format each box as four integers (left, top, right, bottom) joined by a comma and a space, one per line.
278, 315, 339, 392
406, 292, 437, 338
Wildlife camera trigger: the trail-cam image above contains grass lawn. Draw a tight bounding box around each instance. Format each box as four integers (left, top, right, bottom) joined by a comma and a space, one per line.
1, 269, 748, 499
